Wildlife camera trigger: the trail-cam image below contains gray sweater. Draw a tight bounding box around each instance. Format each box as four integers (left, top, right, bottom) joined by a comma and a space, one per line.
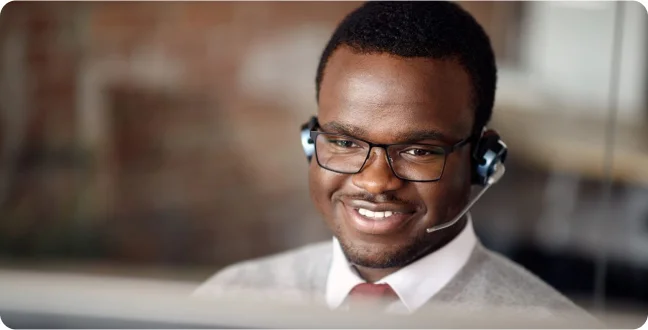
195, 241, 599, 326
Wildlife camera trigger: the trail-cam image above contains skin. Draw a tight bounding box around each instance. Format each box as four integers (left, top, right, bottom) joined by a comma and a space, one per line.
310, 46, 476, 283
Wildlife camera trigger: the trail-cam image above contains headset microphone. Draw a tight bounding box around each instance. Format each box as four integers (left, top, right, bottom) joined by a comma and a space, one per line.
426, 162, 505, 233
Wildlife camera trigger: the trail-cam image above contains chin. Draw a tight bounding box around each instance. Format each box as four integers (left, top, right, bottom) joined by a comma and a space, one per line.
337, 234, 428, 269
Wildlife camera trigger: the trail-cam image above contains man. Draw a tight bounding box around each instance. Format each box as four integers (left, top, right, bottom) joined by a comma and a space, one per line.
195, 1, 593, 322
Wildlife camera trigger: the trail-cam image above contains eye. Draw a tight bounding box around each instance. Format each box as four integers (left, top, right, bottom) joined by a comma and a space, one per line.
400, 147, 444, 161
404, 148, 434, 156
328, 139, 359, 148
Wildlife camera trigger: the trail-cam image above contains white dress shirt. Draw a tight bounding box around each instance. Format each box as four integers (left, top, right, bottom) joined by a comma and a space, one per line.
325, 214, 477, 314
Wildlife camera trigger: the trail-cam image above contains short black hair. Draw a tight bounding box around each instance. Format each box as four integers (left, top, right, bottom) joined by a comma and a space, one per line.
315, 1, 497, 132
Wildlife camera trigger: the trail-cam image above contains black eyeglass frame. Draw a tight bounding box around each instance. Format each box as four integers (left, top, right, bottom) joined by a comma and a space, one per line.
309, 130, 476, 183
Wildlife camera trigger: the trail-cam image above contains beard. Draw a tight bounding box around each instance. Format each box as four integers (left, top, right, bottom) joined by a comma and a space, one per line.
332, 207, 469, 269
328, 184, 471, 270
334, 224, 438, 269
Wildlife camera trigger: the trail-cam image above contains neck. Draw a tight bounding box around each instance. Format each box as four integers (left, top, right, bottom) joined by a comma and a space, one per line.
352, 216, 468, 283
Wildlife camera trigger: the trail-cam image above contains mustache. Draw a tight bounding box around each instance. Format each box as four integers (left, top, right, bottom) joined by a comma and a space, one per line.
341, 192, 413, 205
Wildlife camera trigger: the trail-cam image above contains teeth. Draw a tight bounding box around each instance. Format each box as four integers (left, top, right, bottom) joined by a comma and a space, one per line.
358, 208, 396, 219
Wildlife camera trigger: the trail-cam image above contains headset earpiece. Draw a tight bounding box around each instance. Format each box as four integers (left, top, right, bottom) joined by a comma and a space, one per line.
300, 116, 318, 162
471, 129, 508, 186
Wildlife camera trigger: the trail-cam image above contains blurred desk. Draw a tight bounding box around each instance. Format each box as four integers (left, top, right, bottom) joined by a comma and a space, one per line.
0, 269, 633, 329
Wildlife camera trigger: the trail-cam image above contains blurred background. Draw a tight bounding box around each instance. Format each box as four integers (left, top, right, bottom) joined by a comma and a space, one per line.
0, 0, 646, 321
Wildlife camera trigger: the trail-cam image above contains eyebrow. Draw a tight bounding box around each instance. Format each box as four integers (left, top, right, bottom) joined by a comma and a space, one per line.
320, 121, 449, 144
321, 121, 368, 137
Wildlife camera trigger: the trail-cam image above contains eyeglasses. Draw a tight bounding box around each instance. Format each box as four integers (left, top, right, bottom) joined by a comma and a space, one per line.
310, 131, 474, 182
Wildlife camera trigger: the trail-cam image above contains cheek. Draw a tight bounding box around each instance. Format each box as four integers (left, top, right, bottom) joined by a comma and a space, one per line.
444, 152, 473, 211
447, 151, 472, 192
308, 162, 344, 216
416, 153, 472, 215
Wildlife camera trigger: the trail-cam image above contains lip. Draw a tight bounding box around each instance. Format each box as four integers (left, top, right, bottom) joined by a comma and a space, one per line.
341, 200, 417, 235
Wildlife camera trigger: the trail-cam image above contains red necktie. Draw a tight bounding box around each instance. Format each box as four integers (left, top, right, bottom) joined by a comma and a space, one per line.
347, 283, 398, 310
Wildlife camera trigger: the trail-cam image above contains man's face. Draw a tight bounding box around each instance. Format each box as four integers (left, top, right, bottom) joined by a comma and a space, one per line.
310, 46, 475, 269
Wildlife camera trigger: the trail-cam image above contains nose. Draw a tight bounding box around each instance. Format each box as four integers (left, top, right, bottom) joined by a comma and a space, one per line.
352, 147, 404, 194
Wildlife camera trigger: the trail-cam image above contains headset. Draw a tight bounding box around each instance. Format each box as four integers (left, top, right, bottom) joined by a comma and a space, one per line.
300, 116, 508, 233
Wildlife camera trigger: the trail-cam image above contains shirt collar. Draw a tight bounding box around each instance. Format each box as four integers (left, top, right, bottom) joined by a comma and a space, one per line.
325, 214, 477, 313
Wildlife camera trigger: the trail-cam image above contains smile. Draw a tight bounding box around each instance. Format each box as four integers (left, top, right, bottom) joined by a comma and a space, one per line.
343, 203, 416, 235
357, 208, 401, 219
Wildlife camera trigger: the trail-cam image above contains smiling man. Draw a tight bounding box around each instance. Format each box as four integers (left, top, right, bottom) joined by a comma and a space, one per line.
195, 1, 592, 320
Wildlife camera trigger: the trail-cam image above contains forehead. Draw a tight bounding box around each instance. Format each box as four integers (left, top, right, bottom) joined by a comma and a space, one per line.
318, 46, 474, 143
